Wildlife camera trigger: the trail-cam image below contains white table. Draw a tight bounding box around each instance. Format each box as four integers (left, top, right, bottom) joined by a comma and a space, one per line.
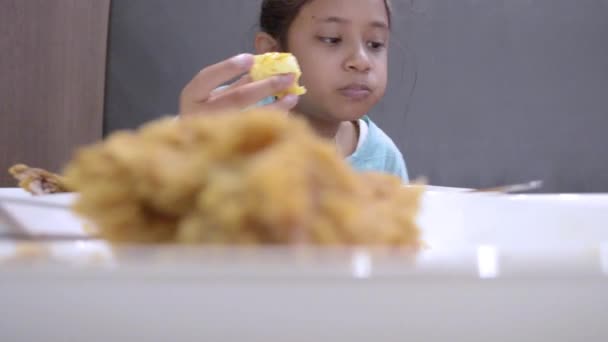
1, 188, 608, 341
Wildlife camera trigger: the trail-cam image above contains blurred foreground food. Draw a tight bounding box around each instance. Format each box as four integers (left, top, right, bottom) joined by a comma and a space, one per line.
10, 109, 422, 247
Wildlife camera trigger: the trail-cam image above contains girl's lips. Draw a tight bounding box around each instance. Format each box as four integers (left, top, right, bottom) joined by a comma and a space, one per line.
338, 84, 372, 100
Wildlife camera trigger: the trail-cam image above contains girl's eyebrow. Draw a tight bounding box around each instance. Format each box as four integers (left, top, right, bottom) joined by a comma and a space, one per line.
315, 16, 388, 30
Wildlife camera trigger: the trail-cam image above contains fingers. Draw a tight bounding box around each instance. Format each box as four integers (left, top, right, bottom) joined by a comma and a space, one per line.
179, 52, 302, 116
205, 74, 296, 111
180, 54, 254, 113
262, 94, 299, 112
209, 74, 252, 97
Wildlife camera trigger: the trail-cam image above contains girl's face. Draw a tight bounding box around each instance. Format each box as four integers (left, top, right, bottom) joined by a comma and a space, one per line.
287, 0, 390, 123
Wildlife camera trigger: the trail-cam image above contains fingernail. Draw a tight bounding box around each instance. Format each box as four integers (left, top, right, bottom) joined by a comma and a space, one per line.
231, 54, 253, 68
277, 74, 295, 87
281, 94, 299, 106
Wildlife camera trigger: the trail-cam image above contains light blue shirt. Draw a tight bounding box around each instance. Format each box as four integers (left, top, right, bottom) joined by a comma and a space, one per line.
347, 116, 409, 182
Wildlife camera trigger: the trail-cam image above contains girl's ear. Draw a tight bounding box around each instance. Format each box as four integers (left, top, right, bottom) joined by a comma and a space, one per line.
254, 32, 280, 53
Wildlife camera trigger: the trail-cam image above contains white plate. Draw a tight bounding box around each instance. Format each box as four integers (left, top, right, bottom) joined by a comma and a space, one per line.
0, 190, 85, 237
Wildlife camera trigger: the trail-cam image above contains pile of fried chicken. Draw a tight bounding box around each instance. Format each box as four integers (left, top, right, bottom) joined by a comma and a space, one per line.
8, 109, 423, 246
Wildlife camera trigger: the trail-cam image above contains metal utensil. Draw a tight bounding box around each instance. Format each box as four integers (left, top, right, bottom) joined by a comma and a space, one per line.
470, 180, 543, 194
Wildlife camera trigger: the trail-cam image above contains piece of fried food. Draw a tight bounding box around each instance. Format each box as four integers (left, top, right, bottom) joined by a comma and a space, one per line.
8, 164, 71, 195
249, 52, 307, 98
63, 109, 422, 246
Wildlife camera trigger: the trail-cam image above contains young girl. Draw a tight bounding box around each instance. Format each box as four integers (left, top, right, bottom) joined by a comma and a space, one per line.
179, 0, 408, 182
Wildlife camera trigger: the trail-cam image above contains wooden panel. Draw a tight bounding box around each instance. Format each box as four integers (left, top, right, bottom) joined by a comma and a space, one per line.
0, 0, 110, 186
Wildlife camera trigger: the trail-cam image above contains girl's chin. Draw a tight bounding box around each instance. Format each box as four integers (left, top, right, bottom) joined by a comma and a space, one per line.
292, 100, 372, 123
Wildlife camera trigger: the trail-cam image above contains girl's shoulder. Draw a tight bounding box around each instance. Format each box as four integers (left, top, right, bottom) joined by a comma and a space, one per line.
348, 116, 409, 182
358, 117, 404, 164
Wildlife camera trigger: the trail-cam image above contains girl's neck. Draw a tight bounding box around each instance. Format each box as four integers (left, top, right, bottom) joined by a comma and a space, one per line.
305, 115, 341, 139
295, 113, 359, 157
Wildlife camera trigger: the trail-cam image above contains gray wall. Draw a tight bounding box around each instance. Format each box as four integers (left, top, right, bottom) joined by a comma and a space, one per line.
105, 0, 608, 192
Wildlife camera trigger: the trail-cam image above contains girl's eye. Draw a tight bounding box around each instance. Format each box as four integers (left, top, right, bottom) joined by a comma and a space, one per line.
368, 41, 386, 50
318, 36, 342, 45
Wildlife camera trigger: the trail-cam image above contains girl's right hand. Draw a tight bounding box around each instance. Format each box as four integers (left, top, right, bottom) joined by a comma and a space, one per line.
179, 53, 299, 116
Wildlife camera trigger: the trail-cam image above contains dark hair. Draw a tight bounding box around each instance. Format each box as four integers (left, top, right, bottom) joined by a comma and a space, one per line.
260, 0, 392, 49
